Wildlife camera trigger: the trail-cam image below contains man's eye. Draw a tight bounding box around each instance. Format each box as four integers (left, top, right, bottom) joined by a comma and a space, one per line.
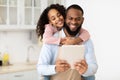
67, 17, 72, 20
76, 18, 81, 21
68, 17, 72, 20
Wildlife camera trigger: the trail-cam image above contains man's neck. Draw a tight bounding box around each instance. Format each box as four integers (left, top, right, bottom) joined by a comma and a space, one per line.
64, 28, 75, 37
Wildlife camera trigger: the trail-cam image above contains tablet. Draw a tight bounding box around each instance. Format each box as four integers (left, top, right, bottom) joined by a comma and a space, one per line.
57, 45, 85, 69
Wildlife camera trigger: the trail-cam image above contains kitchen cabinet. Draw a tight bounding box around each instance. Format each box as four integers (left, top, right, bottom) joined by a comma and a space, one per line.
0, 0, 65, 31
0, 73, 9, 80
9, 70, 39, 80
0, 0, 41, 30
0, 70, 39, 80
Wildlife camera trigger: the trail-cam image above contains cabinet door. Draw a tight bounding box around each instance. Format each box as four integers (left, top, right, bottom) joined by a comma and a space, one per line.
24, 0, 41, 25
9, 71, 28, 80
9, 70, 39, 80
9, 0, 17, 25
0, 0, 42, 28
0, 0, 8, 25
30, 70, 40, 80
0, 73, 10, 80
0, 0, 17, 25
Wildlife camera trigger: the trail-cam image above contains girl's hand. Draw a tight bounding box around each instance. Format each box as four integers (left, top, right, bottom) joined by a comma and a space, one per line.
61, 37, 75, 45
60, 38, 66, 45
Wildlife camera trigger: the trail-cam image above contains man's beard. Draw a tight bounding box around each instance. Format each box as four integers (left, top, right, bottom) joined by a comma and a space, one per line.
65, 24, 81, 36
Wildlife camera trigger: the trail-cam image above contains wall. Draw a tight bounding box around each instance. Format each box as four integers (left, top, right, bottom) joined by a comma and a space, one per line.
0, 30, 40, 64
66, 0, 120, 80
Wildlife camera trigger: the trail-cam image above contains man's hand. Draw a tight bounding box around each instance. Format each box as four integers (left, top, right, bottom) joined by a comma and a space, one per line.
55, 60, 70, 73
74, 60, 88, 75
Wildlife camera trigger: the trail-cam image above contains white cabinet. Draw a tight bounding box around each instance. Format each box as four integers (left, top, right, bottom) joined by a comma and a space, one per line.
0, 0, 65, 31
9, 72, 28, 80
0, 73, 9, 80
9, 70, 39, 80
0, 0, 41, 30
24, 0, 41, 25
48, 0, 66, 6
0, 70, 39, 80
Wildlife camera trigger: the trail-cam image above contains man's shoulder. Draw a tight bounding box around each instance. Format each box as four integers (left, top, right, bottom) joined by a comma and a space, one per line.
42, 43, 58, 48
84, 39, 93, 46
85, 39, 92, 42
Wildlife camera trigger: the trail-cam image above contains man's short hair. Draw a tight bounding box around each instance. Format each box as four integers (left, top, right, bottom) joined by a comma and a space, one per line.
66, 4, 84, 15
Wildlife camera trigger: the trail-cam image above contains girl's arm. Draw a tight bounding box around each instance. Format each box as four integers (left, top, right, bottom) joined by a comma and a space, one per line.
37, 44, 57, 75
79, 28, 90, 42
43, 24, 61, 45
61, 28, 90, 45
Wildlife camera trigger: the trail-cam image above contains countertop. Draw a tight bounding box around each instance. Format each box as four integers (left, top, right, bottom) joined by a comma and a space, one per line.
0, 62, 37, 74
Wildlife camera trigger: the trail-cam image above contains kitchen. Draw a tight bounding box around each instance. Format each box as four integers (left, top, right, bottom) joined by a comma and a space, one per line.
1, 0, 120, 80
0, 0, 61, 80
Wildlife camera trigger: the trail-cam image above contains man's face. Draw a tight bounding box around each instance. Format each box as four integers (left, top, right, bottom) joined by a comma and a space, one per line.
65, 8, 84, 32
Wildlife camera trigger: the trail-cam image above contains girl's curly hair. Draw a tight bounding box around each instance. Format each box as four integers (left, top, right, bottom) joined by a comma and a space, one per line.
36, 4, 66, 40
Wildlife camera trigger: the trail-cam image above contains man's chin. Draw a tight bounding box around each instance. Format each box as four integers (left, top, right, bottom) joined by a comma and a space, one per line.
69, 25, 76, 30
70, 29, 77, 32
65, 24, 81, 36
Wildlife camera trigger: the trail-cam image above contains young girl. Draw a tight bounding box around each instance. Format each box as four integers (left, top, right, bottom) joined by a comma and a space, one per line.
36, 4, 90, 45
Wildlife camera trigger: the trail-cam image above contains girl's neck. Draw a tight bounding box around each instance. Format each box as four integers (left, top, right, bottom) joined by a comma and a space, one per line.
52, 25, 61, 31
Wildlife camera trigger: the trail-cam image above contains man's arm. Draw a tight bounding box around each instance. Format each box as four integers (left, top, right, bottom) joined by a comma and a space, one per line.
37, 44, 70, 76
74, 39, 98, 76
82, 39, 98, 76
37, 44, 56, 76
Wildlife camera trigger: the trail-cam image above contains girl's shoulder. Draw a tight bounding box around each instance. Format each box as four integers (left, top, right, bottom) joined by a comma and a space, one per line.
45, 24, 53, 28
45, 24, 57, 32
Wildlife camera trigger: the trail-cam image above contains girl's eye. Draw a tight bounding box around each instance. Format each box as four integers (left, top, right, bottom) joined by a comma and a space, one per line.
51, 17, 55, 20
57, 13, 61, 17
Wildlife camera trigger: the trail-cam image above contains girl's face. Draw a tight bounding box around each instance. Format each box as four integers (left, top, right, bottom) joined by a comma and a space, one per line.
48, 9, 64, 30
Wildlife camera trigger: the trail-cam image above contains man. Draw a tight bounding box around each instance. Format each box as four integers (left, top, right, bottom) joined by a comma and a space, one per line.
37, 4, 98, 80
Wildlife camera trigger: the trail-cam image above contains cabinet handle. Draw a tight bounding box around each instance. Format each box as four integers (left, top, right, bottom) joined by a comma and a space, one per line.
14, 74, 24, 77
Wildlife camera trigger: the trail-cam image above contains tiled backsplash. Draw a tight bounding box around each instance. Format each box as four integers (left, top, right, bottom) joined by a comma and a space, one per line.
0, 31, 41, 64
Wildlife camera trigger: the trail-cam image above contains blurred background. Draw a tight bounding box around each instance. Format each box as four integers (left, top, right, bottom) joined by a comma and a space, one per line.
0, 0, 120, 80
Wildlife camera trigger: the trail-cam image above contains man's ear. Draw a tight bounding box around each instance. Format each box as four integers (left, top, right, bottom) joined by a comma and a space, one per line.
82, 17, 84, 24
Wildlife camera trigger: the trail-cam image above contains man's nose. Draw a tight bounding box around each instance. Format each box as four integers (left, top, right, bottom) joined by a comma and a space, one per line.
71, 19, 77, 24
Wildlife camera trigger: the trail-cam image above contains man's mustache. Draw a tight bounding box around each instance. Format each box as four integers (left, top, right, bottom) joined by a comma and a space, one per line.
65, 24, 81, 36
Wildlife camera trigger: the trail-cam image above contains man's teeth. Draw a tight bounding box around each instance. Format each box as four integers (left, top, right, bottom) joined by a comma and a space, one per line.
70, 25, 76, 28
